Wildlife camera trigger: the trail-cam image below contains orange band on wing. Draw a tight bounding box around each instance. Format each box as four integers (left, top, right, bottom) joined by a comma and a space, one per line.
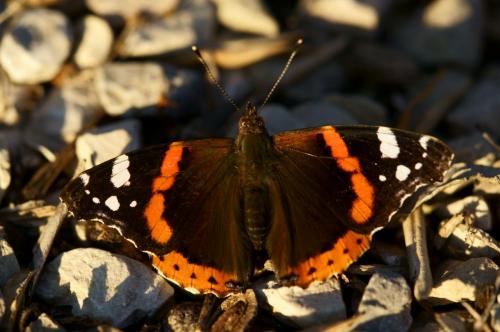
152, 251, 238, 296
321, 126, 374, 224
280, 231, 371, 287
144, 143, 185, 244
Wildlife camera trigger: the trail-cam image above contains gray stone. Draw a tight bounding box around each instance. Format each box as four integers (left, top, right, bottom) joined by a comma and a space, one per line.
24, 70, 101, 154
392, 0, 482, 67
95, 62, 167, 115
491, 303, 500, 332
36, 248, 174, 328
86, 0, 179, 17
370, 241, 407, 267
117, 0, 214, 57
0, 149, 10, 204
254, 277, 346, 328
447, 66, 500, 138
292, 100, 358, 127
0, 226, 20, 288
75, 119, 141, 173
353, 271, 413, 332
26, 313, 66, 332
427, 258, 499, 305
74, 15, 113, 69
0, 8, 72, 84
435, 195, 492, 231
213, 0, 279, 37
300, 0, 393, 32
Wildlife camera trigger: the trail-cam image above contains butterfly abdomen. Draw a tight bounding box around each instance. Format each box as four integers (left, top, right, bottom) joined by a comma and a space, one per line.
243, 186, 270, 250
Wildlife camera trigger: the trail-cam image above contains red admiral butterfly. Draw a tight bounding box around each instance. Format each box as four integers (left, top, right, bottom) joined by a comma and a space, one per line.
61, 44, 453, 296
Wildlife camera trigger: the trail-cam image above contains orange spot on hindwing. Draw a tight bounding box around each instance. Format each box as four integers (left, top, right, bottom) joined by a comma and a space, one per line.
143, 144, 185, 244
321, 126, 374, 224
152, 251, 239, 295
280, 231, 371, 287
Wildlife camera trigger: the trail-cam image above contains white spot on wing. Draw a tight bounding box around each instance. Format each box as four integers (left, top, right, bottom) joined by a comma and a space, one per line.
377, 127, 400, 159
105, 195, 120, 211
415, 162, 423, 170
111, 154, 131, 188
85, 190, 90, 195
422, 152, 428, 158
379, 175, 387, 182
80, 173, 90, 186
419, 136, 430, 150
130, 200, 137, 207
395, 165, 411, 181
92, 197, 100, 204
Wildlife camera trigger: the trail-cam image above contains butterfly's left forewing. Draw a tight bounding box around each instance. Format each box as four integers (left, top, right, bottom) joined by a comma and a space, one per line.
268, 125, 452, 285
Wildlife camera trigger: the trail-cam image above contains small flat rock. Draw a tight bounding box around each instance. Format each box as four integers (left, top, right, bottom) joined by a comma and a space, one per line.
435, 195, 492, 231
75, 119, 141, 173
427, 258, 499, 305
74, 15, 113, 69
254, 277, 346, 328
391, 0, 482, 67
292, 100, 358, 127
351, 271, 413, 332
36, 248, 174, 328
86, 0, 179, 17
24, 70, 101, 154
491, 303, 500, 332
26, 313, 66, 332
213, 0, 279, 37
300, 0, 393, 31
117, 0, 215, 57
0, 226, 21, 288
0, 149, 10, 204
447, 66, 500, 138
95, 62, 168, 115
0, 8, 72, 84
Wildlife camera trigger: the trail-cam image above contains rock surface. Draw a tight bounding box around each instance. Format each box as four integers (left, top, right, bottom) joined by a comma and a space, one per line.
26, 313, 66, 332
86, 0, 179, 17
0, 149, 10, 204
0, 8, 72, 84
36, 248, 174, 328
74, 15, 113, 69
0, 226, 21, 288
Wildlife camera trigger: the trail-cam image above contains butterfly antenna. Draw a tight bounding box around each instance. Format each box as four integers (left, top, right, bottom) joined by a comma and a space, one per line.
259, 38, 303, 111
192, 46, 240, 112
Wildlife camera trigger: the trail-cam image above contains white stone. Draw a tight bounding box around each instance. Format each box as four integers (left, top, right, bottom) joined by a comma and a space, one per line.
36, 248, 174, 328
254, 277, 345, 328
86, 0, 179, 17
75, 119, 141, 173
105, 196, 120, 211
0, 8, 72, 84
377, 126, 400, 159
0, 149, 10, 204
74, 15, 113, 69
95, 63, 167, 115
213, 0, 279, 37
395, 165, 411, 181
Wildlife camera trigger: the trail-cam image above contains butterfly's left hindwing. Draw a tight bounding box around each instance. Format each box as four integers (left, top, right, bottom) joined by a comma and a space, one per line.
62, 139, 253, 295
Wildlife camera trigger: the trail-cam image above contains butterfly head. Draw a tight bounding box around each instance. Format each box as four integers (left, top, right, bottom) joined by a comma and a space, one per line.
238, 102, 266, 135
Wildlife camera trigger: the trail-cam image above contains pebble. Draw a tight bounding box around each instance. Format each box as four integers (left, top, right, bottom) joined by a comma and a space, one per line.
391, 0, 482, 67
95, 62, 168, 116
0, 8, 73, 84
24, 70, 101, 154
26, 313, 66, 332
370, 241, 407, 267
75, 119, 142, 173
447, 66, 500, 138
117, 0, 215, 57
292, 100, 358, 127
435, 214, 500, 259
36, 248, 174, 328
0, 149, 10, 204
166, 302, 201, 332
434, 195, 492, 230
448, 132, 499, 165
254, 277, 346, 328
351, 271, 413, 332
0, 226, 21, 288
213, 0, 279, 37
325, 94, 387, 125
86, 0, 179, 17
74, 15, 113, 69
427, 258, 499, 305
299, 0, 392, 31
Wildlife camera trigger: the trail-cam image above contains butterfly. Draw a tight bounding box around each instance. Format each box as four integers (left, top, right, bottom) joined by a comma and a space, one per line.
61, 101, 453, 296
